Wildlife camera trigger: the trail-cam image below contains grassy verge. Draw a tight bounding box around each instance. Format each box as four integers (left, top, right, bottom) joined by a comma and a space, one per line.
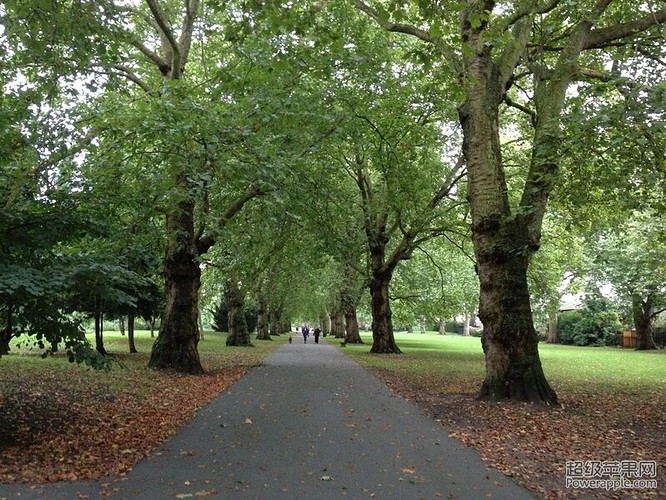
341, 332, 666, 499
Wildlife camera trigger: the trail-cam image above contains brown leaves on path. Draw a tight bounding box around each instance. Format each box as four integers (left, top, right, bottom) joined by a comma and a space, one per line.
372, 369, 666, 499
0, 352, 247, 484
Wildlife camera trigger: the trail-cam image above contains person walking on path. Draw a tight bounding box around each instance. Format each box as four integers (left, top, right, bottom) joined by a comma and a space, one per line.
313, 326, 321, 344
302, 325, 309, 343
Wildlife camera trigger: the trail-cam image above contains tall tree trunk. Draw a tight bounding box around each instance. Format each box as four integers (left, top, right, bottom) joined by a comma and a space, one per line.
344, 305, 362, 344
330, 307, 345, 338
547, 309, 558, 344
119, 316, 125, 336
320, 310, 331, 337
269, 303, 283, 335
1, 300, 13, 355
632, 294, 658, 350
369, 273, 400, 353
458, 10, 558, 404
438, 318, 446, 335
419, 317, 426, 333
342, 289, 363, 344
149, 200, 204, 373
225, 281, 252, 347
463, 314, 471, 336
127, 314, 137, 354
198, 307, 205, 341
95, 312, 107, 355
255, 291, 271, 340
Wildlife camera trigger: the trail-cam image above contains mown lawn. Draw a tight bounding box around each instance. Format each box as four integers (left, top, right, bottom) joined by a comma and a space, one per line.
341, 332, 666, 499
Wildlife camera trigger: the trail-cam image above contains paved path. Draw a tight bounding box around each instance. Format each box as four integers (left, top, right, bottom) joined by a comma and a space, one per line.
0, 339, 534, 499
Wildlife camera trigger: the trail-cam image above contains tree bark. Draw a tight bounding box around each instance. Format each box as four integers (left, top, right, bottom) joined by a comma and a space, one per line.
255, 291, 271, 340
127, 314, 137, 353
319, 310, 331, 337
148, 200, 204, 373
269, 303, 284, 335
1, 300, 13, 355
632, 294, 658, 350
458, 9, 557, 405
225, 280, 253, 347
330, 307, 345, 339
547, 310, 558, 344
369, 273, 401, 353
438, 318, 446, 335
341, 288, 363, 344
95, 312, 107, 356
463, 314, 471, 336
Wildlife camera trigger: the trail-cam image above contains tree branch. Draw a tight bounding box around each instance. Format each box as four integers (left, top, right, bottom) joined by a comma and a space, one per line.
354, 0, 451, 56
178, 0, 201, 73
145, 0, 181, 77
584, 7, 666, 50
196, 183, 266, 254
110, 64, 153, 93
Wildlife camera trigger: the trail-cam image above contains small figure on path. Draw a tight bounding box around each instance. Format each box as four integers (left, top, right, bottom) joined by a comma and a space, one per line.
288, 335, 292, 344
302, 326, 309, 344
313, 326, 321, 344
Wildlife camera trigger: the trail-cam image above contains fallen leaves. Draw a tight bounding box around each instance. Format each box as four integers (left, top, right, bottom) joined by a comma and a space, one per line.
370, 369, 666, 499
0, 352, 247, 484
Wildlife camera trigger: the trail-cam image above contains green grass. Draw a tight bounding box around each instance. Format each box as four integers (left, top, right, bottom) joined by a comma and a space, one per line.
340, 332, 666, 395
5, 329, 289, 374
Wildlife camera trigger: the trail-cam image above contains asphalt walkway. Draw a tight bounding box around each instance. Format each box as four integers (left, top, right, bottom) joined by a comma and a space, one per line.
0, 339, 534, 499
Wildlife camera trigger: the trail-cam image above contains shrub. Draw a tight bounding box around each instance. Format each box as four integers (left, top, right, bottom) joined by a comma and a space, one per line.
558, 307, 622, 347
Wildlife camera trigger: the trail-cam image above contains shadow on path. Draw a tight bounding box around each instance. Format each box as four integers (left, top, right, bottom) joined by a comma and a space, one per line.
0, 339, 534, 499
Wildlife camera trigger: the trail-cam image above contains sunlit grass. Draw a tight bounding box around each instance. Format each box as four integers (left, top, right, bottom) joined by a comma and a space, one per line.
5, 329, 288, 376
340, 332, 666, 396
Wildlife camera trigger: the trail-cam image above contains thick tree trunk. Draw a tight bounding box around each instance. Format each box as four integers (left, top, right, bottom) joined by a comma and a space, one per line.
269, 304, 283, 335
255, 292, 271, 340
320, 310, 331, 337
127, 314, 137, 353
344, 306, 363, 344
369, 274, 401, 353
225, 281, 253, 347
463, 314, 471, 336
341, 288, 363, 344
419, 317, 426, 334
632, 295, 658, 350
547, 310, 558, 343
149, 202, 204, 374
476, 246, 557, 403
438, 318, 446, 335
459, 42, 556, 404
330, 307, 345, 338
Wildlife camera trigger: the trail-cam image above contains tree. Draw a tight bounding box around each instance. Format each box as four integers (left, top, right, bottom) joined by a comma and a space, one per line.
357, 0, 666, 403
588, 215, 666, 350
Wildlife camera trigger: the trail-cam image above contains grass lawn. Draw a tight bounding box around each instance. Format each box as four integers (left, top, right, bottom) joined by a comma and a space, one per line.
341, 332, 666, 499
0, 330, 288, 484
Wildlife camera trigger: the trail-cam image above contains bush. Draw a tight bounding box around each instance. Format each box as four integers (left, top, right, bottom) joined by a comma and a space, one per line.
211, 300, 257, 333
558, 308, 622, 347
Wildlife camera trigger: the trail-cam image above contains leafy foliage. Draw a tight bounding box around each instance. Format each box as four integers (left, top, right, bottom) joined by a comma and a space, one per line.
557, 294, 622, 347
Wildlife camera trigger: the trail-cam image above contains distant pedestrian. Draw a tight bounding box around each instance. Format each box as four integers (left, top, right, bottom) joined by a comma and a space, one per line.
313, 326, 321, 344
302, 326, 309, 344
288, 336, 292, 344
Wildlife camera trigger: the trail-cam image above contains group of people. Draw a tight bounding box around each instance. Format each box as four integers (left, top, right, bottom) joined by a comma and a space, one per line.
298, 325, 321, 344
